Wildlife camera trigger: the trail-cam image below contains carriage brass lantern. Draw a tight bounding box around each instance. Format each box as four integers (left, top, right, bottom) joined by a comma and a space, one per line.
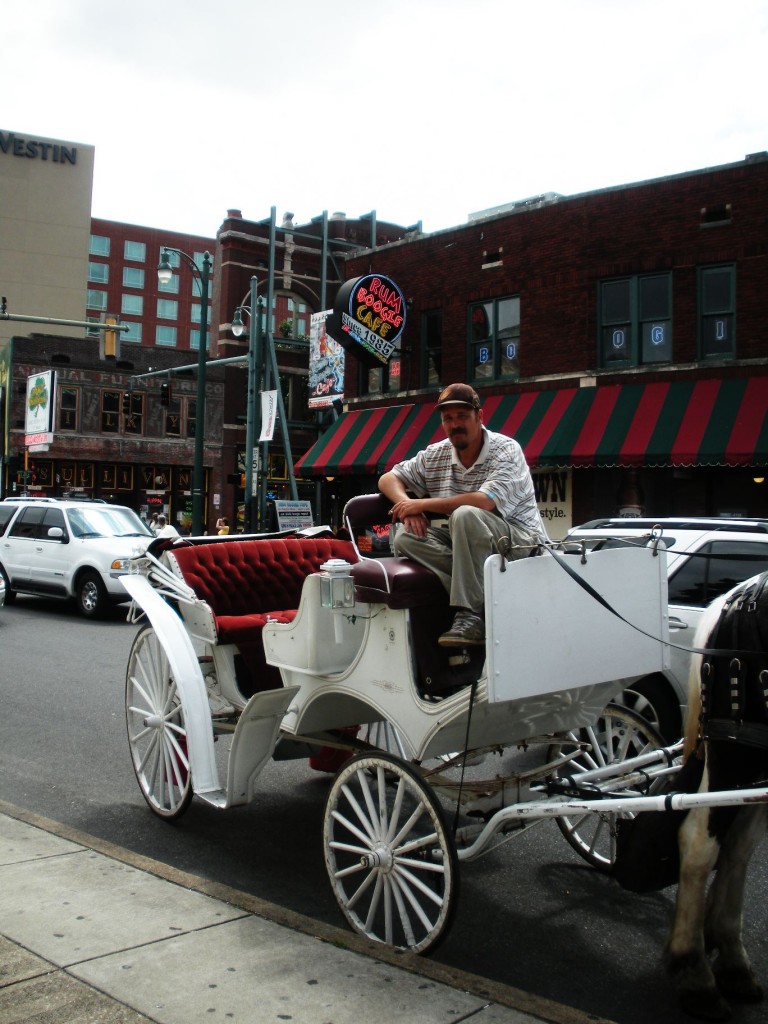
319, 558, 355, 643
319, 559, 355, 610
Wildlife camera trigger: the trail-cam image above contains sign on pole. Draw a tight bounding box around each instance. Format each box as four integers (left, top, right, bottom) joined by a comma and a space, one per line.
274, 500, 314, 532
259, 390, 278, 441
25, 370, 55, 446
327, 274, 407, 368
308, 310, 344, 407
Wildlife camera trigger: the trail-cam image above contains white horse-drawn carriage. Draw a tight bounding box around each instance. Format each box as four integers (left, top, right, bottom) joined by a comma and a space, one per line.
121, 495, 768, 1015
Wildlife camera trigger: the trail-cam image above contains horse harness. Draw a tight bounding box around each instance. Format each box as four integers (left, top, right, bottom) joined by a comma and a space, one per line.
699, 573, 768, 752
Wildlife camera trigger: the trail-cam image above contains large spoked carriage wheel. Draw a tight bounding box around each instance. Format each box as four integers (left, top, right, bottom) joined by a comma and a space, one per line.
126, 625, 194, 820
547, 704, 664, 871
323, 753, 459, 954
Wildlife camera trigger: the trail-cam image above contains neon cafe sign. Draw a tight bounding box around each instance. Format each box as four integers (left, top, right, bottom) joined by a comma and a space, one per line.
330, 274, 407, 367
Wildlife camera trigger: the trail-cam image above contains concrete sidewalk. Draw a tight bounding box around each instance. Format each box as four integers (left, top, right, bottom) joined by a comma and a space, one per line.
0, 805, 614, 1024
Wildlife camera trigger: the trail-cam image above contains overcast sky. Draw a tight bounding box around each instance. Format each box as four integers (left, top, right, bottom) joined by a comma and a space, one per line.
3, 0, 767, 239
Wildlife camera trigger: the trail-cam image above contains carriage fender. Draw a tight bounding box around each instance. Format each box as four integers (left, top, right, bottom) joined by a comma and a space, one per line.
121, 574, 221, 798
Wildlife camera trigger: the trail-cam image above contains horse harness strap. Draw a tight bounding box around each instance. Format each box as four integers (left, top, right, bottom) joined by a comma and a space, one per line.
699, 575, 768, 751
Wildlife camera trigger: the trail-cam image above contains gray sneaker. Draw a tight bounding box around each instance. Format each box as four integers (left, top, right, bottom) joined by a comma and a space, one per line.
438, 610, 485, 647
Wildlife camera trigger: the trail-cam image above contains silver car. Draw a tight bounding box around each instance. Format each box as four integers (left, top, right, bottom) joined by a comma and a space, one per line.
566, 517, 768, 740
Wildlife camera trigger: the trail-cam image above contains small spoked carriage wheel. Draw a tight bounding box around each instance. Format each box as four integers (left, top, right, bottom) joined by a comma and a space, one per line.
547, 704, 664, 871
125, 625, 194, 820
323, 752, 459, 954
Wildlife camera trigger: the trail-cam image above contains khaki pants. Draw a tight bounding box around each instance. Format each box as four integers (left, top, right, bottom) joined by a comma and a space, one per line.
393, 506, 541, 614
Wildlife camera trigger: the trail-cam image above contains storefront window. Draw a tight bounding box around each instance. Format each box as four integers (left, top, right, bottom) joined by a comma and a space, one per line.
58, 386, 78, 431
469, 295, 520, 382
101, 390, 120, 433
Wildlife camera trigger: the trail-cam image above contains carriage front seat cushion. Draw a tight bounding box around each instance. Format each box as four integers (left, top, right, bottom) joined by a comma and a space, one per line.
343, 492, 448, 609
350, 557, 447, 609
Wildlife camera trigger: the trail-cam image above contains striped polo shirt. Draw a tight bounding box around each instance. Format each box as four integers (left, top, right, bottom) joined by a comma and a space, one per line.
391, 427, 546, 537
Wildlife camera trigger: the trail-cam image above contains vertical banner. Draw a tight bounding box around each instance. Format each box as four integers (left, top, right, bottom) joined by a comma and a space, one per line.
308, 310, 344, 408
259, 390, 277, 441
25, 369, 56, 447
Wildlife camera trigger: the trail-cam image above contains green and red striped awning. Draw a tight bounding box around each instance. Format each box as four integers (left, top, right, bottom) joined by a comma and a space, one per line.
295, 377, 768, 476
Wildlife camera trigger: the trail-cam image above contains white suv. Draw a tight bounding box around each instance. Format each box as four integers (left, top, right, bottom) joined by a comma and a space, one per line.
0, 497, 154, 617
566, 517, 768, 740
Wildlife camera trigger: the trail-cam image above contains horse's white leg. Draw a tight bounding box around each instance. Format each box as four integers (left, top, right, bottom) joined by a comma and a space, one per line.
706, 805, 767, 1002
666, 778, 731, 1020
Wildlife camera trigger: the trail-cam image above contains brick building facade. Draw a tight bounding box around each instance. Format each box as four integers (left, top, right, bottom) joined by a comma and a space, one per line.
3, 335, 224, 529
3, 150, 766, 535
288, 155, 768, 535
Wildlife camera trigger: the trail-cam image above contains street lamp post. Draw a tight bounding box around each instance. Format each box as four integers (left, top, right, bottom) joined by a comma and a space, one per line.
232, 277, 263, 532
158, 247, 211, 535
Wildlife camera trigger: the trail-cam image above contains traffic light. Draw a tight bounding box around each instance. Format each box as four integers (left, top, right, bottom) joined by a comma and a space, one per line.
122, 392, 131, 416
104, 317, 119, 358
160, 382, 171, 406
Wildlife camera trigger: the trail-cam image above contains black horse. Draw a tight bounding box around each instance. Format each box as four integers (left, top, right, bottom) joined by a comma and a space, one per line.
666, 572, 768, 1020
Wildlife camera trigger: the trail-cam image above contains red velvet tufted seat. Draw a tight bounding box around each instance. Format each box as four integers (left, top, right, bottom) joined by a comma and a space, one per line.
168, 536, 360, 698
170, 536, 358, 646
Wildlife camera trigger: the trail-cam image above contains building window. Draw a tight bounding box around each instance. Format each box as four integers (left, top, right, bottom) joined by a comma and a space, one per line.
58, 386, 79, 431
190, 329, 209, 351
123, 392, 144, 435
88, 262, 109, 284
699, 265, 735, 359
193, 252, 210, 274
164, 398, 182, 437
101, 390, 121, 433
89, 234, 110, 257
156, 326, 177, 347
469, 296, 520, 381
87, 289, 107, 312
123, 266, 145, 288
599, 273, 672, 367
421, 309, 443, 387
362, 351, 402, 396
124, 240, 146, 262
160, 248, 180, 268
122, 294, 144, 316
86, 316, 101, 338
122, 321, 142, 344
157, 298, 178, 320
191, 303, 211, 324
187, 399, 197, 439
158, 271, 179, 294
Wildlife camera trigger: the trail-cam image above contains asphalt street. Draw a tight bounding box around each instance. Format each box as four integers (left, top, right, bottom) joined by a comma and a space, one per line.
0, 595, 766, 1024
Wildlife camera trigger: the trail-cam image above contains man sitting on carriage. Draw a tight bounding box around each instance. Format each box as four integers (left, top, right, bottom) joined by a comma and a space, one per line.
378, 382, 547, 648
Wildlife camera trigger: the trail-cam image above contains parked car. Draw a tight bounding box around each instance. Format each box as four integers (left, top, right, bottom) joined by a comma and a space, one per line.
0, 497, 154, 617
565, 517, 768, 740
0, 569, 5, 609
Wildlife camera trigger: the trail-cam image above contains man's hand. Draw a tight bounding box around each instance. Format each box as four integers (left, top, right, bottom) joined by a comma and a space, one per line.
389, 498, 429, 537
